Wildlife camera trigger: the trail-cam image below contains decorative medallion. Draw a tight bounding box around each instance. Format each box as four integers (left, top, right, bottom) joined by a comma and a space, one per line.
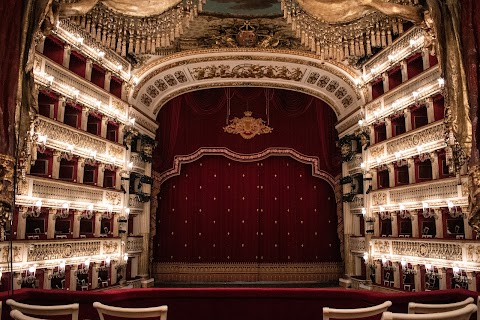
236, 21, 258, 47
223, 111, 273, 139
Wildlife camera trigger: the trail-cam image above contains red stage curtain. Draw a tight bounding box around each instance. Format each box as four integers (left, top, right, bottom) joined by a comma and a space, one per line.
155, 155, 340, 263
153, 88, 341, 177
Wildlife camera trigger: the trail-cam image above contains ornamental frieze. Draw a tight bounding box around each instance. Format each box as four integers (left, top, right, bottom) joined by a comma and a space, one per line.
102, 241, 119, 255
127, 237, 144, 253
190, 64, 305, 82
34, 117, 107, 154
392, 241, 462, 261
386, 122, 445, 155
32, 179, 104, 203
350, 237, 366, 252
0, 245, 22, 263
369, 145, 384, 160
27, 241, 101, 261
372, 240, 390, 255
372, 192, 387, 206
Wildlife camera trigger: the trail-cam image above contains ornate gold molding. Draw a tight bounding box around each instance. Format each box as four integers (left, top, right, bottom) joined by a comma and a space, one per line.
0, 154, 14, 239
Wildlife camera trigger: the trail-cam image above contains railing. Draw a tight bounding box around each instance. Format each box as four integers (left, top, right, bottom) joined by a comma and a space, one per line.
369, 177, 465, 209
0, 238, 121, 272
350, 236, 366, 253
365, 66, 441, 124
127, 236, 144, 253
350, 195, 364, 213
363, 27, 425, 81
347, 153, 363, 174
128, 194, 145, 212
17, 175, 124, 212
56, 19, 131, 77
34, 53, 129, 123
34, 115, 126, 165
130, 152, 146, 173
370, 237, 480, 271
351, 277, 370, 289
367, 120, 445, 167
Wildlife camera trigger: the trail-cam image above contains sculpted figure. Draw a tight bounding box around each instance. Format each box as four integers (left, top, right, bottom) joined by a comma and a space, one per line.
295, 0, 423, 23
58, 0, 182, 17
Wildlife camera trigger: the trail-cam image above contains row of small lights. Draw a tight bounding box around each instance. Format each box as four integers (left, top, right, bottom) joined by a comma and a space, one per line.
357, 77, 445, 128
55, 22, 134, 84
358, 34, 425, 85
34, 69, 135, 126
361, 200, 458, 214
31, 199, 130, 215
364, 253, 466, 274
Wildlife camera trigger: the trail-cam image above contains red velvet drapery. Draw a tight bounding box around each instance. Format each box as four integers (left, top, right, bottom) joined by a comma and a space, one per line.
153, 88, 341, 176
155, 155, 340, 263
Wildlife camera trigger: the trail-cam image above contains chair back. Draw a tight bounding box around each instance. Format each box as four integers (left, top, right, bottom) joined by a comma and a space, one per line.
10, 310, 46, 320
93, 302, 168, 320
323, 300, 392, 320
6, 299, 79, 320
381, 304, 477, 320
408, 297, 474, 314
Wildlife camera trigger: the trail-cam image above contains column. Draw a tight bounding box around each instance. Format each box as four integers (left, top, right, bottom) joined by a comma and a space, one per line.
438, 268, 447, 290
81, 106, 89, 131
121, 82, 129, 101
69, 265, 78, 291
425, 97, 435, 124
369, 125, 375, 145
52, 151, 61, 179
36, 36, 45, 53
57, 96, 66, 122
110, 262, 118, 285
47, 209, 56, 239
100, 116, 108, 139
413, 265, 422, 291
115, 169, 122, 190
404, 108, 412, 132
375, 260, 382, 285
382, 72, 389, 93
92, 263, 99, 289
352, 214, 360, 236
354, 256, 363, 276
112, 213, 119, 237
97, 164, 105, 188
387, 163, 395, 188
434, 209, 443, 238
463, 207, 473, 239
77, 158, 85, 184
137, 162, 152, 278
104, 71, 112, 92
13, 272, 22, 290
422, 48, 431, 70
393, 262, 400, 288
44, 269, 52, 289
85, 59, 93, 81
407, 158, 415, 184
391, 212, 398, 237
410, 211, 419, 238
62, 45, 71, 69
73, 210, 82, 238
118, 123, 125, 145
400, 60, 408, 82
385, 117, 392, 139
467, 272, 476, 291
373, 215, 380, 237
430, 152, 439, 180
95, 212, 102, 237
367, 83, 373, 102
17, 206, 27, 239
371, 169, 378, 190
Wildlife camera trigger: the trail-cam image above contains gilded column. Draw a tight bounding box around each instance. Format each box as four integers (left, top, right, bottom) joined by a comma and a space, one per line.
52, 151, 61, 179
47, 208, 57, 239
17, 206, 28, 240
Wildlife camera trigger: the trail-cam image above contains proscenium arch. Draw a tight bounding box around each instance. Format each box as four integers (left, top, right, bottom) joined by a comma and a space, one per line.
130, 49, 366, 120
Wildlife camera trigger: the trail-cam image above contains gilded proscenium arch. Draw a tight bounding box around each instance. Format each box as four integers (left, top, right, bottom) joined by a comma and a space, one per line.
131, 49, 365, 119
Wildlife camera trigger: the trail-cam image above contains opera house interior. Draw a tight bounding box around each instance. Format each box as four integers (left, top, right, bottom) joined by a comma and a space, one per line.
1, 0, 480, 319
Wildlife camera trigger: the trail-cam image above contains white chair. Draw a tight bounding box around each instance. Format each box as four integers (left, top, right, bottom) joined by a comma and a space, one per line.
93, 302, 168, 320
381, 304, 477, 320
323, 301, 392, 320
408, 297, 474, 314
10, 310, 45, 320
7, 299, 79, 320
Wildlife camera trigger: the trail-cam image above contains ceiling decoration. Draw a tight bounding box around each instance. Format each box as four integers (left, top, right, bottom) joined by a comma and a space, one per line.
200, 0, 281, 17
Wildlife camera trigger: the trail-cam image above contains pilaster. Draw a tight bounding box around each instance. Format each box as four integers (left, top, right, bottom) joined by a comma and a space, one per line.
17, 206, 27, 240
85, 59, 93, 81
413, 265, 422, 291
391, 212, 398, 237
81, 106, 89, 131
73, 210, 82, 238
62, 45, 71, 69
77, 158, 85, 184
434, 209, 443, 238
104, 71, 112, 92
47, 208, 56, 239
52, 151, 61, 179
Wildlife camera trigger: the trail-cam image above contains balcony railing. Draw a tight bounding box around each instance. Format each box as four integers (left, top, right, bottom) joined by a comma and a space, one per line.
364, 66, 441, 124
130, 152, 146, 173
347, 153, 363, 174
369, 177, 466, 210
368, 120, 446, 168
370, 237, 480, 271
34, 54, 129, 124
128, 194, 145, 212
34, 115, 126, 165
17, 175, 124, 212
350, 195, 364, 213
350, 236, 366, 253
127, 236, 144, 254
0, 238, 121, 272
